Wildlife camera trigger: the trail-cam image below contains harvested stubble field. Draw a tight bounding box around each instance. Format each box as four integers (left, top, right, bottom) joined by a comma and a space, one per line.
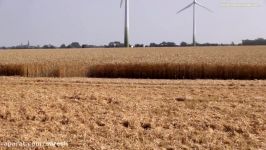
0, 46, 266, 79
0, 77, 265, 149
0, 46, 266, 150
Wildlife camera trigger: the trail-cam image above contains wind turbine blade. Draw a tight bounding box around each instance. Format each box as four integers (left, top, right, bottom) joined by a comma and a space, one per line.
195, 2, 213, 13
176, 3, 194, 14
120, 0, 124, 8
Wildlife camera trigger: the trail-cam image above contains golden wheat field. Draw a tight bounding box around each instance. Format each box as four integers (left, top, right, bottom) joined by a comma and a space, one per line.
1, 46, 266, 65
0, 77, 265, 150
0, 46, 266, 79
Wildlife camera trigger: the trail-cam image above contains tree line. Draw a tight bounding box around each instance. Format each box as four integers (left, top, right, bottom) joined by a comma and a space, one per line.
242, 38, 266, 46
0, 38, 265, 49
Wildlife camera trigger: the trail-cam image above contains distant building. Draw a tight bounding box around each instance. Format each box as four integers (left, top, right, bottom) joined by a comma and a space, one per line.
13, 41, 36, 49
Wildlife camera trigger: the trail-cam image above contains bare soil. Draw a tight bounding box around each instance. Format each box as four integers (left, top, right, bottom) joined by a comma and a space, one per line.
0, 77, 265, 150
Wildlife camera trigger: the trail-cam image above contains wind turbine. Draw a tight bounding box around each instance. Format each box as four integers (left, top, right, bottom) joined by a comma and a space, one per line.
120, 0, 130, 47
177, 0, 212, 46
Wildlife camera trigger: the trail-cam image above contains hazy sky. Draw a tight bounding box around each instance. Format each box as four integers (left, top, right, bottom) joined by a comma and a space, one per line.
0, 0, 265, 46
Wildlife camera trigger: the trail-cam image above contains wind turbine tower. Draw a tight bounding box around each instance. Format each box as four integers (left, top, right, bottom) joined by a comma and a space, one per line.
120, 0, 130, 47
177, 0, 212, 46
